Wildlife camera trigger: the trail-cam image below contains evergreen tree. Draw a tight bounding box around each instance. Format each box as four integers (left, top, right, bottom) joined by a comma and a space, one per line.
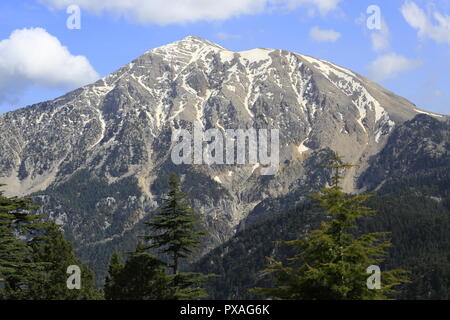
0, 185, 101, 300
104, 243, 173, 300
0, 186, 44, 299
26, 222, 100, 300
104, 252, 124, 300
144, 173, 209, 299
254, 155, 409, 300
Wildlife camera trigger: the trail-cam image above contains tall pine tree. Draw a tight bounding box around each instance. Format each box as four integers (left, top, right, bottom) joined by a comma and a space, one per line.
144, 173, 209, 299
104, 252, 124, 299
254, 155, 409, 300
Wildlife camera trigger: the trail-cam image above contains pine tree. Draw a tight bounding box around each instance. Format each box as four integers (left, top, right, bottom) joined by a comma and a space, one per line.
0, 185, 101, 300
253, 155, 409, 300
104, 243, 173, 300
26, 222, 100, 300
144, 173, 209, 299
0, 186, 44, 299
104, 252, 123, 300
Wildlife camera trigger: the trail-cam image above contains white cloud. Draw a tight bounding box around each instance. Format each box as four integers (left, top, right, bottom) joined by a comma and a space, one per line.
367, 53, 422, 82
309, 26, 341, 42
356, 11, 390, 52
0, 28, 99, 104
370, 18, 390, 52
40, 0, 342, 25
401, 1, 450, 45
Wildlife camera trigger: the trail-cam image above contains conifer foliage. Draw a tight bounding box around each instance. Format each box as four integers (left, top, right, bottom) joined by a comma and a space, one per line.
145, 173, 210, 299
104, 244, 173, 300
0, 185, 100, 300
0, 187, 42, 299
254, 155, 409, 300
104, 173, 211, 300
145, 174, 207, 275
27, 222, 99, 299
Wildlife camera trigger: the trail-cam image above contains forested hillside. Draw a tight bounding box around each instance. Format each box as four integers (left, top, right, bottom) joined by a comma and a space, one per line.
194, 167, 450, 299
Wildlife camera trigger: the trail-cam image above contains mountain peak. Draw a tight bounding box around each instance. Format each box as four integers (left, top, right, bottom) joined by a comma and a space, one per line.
179, 35, 224, 47
151, 35, 226, 55
180, 35, 209, 43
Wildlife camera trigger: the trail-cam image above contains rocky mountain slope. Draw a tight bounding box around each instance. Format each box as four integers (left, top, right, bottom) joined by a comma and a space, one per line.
0, 36, 447, 279
359, 114, 449, 191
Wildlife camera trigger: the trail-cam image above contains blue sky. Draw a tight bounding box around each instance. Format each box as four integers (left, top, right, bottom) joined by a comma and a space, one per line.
0, 0, 449, 115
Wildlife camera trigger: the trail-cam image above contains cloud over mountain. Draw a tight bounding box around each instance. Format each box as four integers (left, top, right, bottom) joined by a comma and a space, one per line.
309, 26, 341, 42
401, 1, 450, 45
367, 53, 421, 82
0, 28, 99, 104
40, 0, 342, 25
370, 18, 390, 52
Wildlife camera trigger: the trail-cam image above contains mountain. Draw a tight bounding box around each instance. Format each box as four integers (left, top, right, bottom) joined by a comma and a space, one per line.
0, 36, 447, 282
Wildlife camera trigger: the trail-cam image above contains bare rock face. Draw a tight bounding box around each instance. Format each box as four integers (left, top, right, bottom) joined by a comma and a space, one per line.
0, 36, 445, 277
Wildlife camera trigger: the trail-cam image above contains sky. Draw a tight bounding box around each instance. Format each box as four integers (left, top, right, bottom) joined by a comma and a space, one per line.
0, 0, 449, 115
